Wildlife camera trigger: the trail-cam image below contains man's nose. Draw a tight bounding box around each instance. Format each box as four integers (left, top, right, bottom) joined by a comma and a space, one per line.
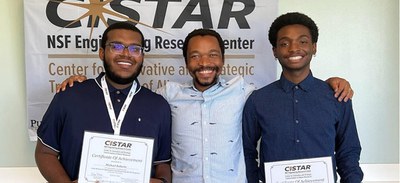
198, 55, 211, 66
289, 42, 300, 52
121, 47, 130, 56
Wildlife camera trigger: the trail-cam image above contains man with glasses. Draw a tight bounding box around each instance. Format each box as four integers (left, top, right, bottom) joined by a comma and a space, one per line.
35, 22, 172, 183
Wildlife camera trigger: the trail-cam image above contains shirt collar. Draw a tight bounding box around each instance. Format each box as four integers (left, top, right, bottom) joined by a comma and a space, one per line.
279, 71, 315, 93
95, 72, 140, 95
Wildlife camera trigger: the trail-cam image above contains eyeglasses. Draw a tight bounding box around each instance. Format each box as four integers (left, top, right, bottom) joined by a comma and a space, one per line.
105, 42, 143, 56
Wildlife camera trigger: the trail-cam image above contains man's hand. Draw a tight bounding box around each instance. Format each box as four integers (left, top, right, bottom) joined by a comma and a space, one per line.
56, 75, 87, 93
152, 163, 170, 183
326, 77, 354, 102
150, 178, 167, 183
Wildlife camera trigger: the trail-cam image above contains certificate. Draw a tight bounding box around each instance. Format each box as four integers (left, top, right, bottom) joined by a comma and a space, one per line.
78, 131, 154, 183
264, 156, 334, 183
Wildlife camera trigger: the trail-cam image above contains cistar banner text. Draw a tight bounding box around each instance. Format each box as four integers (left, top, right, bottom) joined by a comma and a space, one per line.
24, 0, 278, 141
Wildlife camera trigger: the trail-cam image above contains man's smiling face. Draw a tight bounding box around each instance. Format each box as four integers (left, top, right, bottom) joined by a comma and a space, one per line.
186, 35, 224, 91
273, 24, 316, 73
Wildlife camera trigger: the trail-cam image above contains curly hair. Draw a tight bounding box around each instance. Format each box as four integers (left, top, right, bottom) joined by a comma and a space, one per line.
268, 12, 319, 48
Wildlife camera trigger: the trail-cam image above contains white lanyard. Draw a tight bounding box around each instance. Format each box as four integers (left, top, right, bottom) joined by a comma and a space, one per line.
101, 75, 137, 135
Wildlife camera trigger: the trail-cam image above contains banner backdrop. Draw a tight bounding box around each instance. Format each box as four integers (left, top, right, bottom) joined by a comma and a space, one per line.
24, 0, 278, 141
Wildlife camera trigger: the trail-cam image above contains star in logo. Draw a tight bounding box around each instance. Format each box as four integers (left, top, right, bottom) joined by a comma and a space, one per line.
49, 0, 166, 39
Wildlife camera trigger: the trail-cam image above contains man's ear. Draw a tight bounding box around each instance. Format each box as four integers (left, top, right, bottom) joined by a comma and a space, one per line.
312, 43, 317, 55
272, 47, 277, 59
99, 47, 105, 61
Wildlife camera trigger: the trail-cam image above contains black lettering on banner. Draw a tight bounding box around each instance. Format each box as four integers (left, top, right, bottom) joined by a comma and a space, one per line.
75, 35, 102, 52
154, 36, 184, 49
46, 0, 82, 28
143, 39, 152, 52
45, 0, 140, 28
218, 0, 255, 29
47, 35, 72, 48
45, 0, 255, 29
147, 0, 181, 28
172, 0, 212, 28
109, 0, 141, 26
30, 120, 41, 128
87, 15, 100, 28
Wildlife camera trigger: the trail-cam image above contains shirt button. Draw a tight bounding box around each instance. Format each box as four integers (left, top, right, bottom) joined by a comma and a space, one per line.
117, 99, 121, 103
116, 91, 120, 94
205, 157, 209, 161
295, 120, 299, 124
296, 139, 300, 143
295, 99, 298, 103
295, 86, 299, 89
205, 138, 208, 142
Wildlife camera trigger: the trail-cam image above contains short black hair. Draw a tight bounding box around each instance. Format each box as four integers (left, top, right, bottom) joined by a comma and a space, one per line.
182, 28, 225, 63
268, 12, 319, 48
101, 22, 145, 49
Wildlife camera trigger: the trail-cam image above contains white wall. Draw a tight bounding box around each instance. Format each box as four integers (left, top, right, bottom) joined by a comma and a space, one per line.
0, 0, 398, 180
0, 0, 36, 166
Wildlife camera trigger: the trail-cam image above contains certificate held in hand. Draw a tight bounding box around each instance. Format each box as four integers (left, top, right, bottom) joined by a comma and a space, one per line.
264, 156, 334, 183
78, 131, 154, 183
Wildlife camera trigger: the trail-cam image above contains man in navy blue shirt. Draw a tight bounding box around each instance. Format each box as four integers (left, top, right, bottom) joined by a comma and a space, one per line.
35, 22, 172, 183
242, 12, 363, 183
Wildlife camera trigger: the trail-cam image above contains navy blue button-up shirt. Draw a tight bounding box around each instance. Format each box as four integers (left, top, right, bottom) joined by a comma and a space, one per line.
242, 72, 363, 183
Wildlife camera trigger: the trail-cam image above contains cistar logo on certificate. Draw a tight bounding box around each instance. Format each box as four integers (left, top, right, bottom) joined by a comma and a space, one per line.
264, 156, 334, 183
78, 131, 154, 183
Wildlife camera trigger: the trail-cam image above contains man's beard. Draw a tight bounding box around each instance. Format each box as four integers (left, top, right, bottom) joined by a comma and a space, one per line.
194, 75, 218, 87
193, 66, 219, 87
103, 59, 142, 85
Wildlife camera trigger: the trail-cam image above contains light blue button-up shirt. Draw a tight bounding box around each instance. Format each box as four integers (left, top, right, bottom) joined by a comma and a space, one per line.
157, 76, 254, 183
